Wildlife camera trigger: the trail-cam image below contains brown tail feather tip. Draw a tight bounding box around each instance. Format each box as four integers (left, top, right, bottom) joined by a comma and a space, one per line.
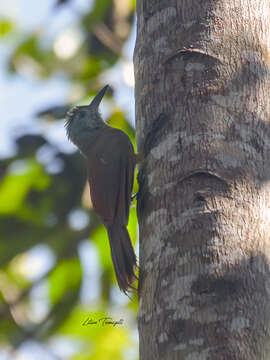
106, 224, 138, 294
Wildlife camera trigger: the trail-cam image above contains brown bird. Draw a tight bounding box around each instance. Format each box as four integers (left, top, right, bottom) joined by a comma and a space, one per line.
65, 85, 138, 293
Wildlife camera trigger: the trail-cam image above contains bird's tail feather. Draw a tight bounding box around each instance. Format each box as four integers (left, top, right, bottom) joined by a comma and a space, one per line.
106, 224, 137, 293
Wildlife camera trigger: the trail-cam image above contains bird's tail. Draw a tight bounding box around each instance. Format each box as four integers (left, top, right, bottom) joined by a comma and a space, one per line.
106, 224, 137, 294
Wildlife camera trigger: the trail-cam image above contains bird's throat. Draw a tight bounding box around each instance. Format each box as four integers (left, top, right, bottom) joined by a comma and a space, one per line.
71, 125, 104, 156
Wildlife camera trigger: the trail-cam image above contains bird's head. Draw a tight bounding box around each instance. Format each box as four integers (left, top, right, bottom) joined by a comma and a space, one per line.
65, 85, 109, 146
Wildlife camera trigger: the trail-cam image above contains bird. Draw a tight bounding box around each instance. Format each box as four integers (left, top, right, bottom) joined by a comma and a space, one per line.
65, 85, 138, 293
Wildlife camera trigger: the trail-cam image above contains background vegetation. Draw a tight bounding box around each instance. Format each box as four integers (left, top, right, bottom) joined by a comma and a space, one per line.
0, 0, 138, 359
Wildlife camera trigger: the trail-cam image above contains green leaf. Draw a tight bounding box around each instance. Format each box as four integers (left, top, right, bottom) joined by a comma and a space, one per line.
86, 0, 113, 24
57, 305, 131, 360
77, 57, 102, 81
8, 34, 55, 77
0, 160, 50, 215
58, 306, 108, 338
127, 206, 138, 245
130, 0, 136, 10
91, 225, 111, 270
44, 287, 82, 337
49, 257, 82, 305
0, 18, 14, 37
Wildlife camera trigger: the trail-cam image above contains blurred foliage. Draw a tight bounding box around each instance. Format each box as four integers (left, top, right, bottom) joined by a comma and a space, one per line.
0, 18, 14, 37
0, 0, 138, 359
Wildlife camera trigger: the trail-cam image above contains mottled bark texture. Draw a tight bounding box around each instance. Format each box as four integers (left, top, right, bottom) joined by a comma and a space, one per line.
134, 1, 270, 359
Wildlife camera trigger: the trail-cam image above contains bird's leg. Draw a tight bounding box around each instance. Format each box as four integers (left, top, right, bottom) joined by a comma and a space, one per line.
131, 192, 138, 201
131, 153, 144, 201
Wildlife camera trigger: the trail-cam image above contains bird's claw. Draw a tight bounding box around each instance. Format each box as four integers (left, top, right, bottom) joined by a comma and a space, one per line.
131, 192, 138, 201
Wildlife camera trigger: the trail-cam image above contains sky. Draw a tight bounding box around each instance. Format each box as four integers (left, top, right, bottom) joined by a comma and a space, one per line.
0, 0, 137, 359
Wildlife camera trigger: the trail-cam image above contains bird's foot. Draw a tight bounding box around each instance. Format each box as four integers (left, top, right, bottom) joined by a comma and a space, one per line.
131, 192, 138, 201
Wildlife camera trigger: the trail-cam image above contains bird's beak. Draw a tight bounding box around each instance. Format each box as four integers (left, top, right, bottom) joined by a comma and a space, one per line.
88, 85, 109, 109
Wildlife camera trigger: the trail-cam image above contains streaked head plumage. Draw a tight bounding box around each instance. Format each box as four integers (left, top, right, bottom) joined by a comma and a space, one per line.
65, 106, 84, 140
65, 85, 109, 145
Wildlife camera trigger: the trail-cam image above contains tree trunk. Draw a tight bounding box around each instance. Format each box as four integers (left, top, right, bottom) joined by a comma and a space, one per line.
134, 1, 270, 359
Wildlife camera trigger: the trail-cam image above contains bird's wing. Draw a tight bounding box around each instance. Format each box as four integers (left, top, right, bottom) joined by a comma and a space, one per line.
85, 128, 134, 226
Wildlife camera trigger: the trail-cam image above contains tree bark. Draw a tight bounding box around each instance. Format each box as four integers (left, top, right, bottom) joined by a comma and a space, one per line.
134, 1, 270, 359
